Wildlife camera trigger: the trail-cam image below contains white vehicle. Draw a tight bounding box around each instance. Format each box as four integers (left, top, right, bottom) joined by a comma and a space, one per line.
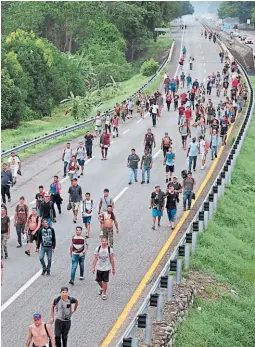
241, 35, 247, 41
233, 31, 240, 37
245, 37, 253, 44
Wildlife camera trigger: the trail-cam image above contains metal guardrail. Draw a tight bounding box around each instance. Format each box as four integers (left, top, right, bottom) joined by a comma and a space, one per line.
116, 31, 254, 347
1, 41, 174, 159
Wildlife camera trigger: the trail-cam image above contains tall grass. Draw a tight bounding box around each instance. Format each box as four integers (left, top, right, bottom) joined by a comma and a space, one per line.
174, 78, 255, 347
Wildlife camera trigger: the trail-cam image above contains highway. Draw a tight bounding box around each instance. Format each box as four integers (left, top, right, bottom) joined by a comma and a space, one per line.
2, 15, 225, 347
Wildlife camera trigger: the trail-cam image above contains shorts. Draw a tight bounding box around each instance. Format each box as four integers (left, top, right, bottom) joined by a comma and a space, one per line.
95, 125, 102, 131
166, 165, 174, 173
77, 159, 85, 167
152, 208, 163, 218
83, 216, 91, 224
11, 166, 18, 177
182, 135, 187, 142
201, 152, 206, 161
167, 209, 177, 222
71, 202, 80, 211
27, 229, 37, 243
96, 270, 110, 283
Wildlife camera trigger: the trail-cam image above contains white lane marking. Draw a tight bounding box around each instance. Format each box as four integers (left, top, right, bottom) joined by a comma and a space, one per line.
174, 22, 186, 78
204, 63, 206, 66
29, 200, 36, 205
1, 261, 55, 312
136, 119, 143, 124
203, 56, 205, 60
113, 187, 129, 202
60, 176, 69, 183
111, 141, 115, 144
153, 149, 162, 159
85, 156, 95, 165
122, 129, 130, 135
204, 70, 206, 73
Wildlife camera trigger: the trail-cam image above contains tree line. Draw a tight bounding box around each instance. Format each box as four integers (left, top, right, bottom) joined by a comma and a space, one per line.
1, 1, 194, 129
218, 1, 255, 24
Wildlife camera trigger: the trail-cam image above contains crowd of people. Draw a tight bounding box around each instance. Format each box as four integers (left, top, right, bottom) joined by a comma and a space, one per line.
1, 27, 249, 347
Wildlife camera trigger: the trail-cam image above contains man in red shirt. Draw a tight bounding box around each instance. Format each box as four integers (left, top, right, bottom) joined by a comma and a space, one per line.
184, 106, 192, 127
232, 78, 239, 88
180, 92, 187, 105
100, 130, 111, 160
178, 105, 185, 125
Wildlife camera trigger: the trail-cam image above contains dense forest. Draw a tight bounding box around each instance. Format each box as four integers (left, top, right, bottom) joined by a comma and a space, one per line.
1, 1, 194, 129
218, 1, 255, 23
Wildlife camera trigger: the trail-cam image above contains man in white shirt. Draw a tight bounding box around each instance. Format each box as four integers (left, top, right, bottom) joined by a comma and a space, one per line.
81, 192, 93, 238
7, 152, 21, 185
151, 103, 159, 127
199, 136, 207, 170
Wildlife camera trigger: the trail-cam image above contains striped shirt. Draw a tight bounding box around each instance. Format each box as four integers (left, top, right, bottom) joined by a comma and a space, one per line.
71, 236, 87, 254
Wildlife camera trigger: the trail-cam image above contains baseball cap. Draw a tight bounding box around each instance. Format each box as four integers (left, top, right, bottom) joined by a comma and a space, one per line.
33, 313, 42, 319
155, 184, 160, 188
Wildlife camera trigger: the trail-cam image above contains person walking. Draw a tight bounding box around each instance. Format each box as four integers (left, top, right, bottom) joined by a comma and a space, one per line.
166, 184, 178, 230
68, 178, 82, 223
1, 206, 10, 259
50, 176, 62, 214
69, 226, 88, 285
164, 147, 175, 184
199, 135, 208, 170
40, 193, 56, 226
14, 196, 29, 248
50, 287, 78, 347
182, 171, 196, 211
25, 313, 55, 347
84, 131, 94, 158
62, 143, 73, 178
210, 129, 219, 160
67, 155, 80, 182
127, 149, 140, 185
7, 151, 21, 185
140, 149, 153, 184
170, 176, 182, 204
35, 186, 46, 217
144, 128, 156, 155
92, 238, 115, 300
161, 132, 172, 158
36, 219, 56, 276
100, 129, 111, 160
187, 137, 199, 172
81, 192, 93, 238
94, 111, 102, 137
1, 163, 12, 204
151, 102, 158, 127
112, 114, 120, 138
76, 142, 86, 176
24, 207, 41, 256
150, 184, 165, 230
179, 120, 191, 150
99, 205, 119, 248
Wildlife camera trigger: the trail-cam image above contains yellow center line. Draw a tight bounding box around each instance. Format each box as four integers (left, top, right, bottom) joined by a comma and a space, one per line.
101, 122, 235, 347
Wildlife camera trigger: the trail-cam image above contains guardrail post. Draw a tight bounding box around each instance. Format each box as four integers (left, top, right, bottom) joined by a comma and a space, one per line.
156, 294, 164, 322
226, 159, 232, 184
145, 314, 152, 344
198, 211, 204, 232
184, 244, 190, 270
176, 259, 182, 284
221, 172, 226, 194
213, 186, 218, 212
223, 165, 229, 186
131, 338, 139, 347
191, 232, 197, 254
208, 193, 214, 220
204, 202, 209, 229
217, 178, 223, 198
167, 275, 174, 301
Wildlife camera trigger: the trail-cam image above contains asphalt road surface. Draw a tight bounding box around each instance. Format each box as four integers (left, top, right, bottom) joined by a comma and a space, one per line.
2, 15, 224, 347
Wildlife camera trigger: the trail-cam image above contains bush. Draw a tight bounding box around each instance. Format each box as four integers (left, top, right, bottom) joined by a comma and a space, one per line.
140, 58, 159, 76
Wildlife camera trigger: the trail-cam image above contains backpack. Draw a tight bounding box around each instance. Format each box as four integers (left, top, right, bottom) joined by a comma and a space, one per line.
97, 245, 111, 256
163, 136, 171, 146
145, 134, 154, 146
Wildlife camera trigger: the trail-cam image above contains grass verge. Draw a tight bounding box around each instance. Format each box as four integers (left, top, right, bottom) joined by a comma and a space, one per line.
174, 77, 255, 347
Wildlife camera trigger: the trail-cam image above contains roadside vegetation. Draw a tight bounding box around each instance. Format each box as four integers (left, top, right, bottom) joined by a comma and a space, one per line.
174, 78, 255, 347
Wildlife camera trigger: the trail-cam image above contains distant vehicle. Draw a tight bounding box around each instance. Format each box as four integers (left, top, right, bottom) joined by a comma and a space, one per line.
241, 35, 247, 41
245, 37, 253, 44
233, 31, 240, 37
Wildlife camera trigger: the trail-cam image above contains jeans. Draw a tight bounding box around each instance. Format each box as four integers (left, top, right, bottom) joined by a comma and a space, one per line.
152, 113, 157, 126
188, 156, 197, 171
16, 223, 25, 245
39, 246, 52, 273
1, 234, 8, 257
70, 254, 85, 281
1, 185, 11, 204
51, 194, 62, 212
142, 166, 150, 182
183, 190, 192, 209
129, 168, 138, 183
86, 143, 92, 157
211, 145, 218, 159
55, 319, 71, 347
187, 82, 191, 91
63, 161, 68, 175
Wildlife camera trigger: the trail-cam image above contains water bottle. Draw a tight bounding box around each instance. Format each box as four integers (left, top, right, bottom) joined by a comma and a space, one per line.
22, 232, 28, 246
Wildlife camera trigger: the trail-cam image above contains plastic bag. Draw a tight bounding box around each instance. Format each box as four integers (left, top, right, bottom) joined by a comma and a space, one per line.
67, 202, 72, 211
22, 233, 28, 246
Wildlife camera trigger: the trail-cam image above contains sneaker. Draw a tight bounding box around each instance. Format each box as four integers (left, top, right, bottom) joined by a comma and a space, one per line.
183, 208, 186, 211
81, 173, 84, 176
128, 182, 132, 185
78, 175, 80, 178
73, 220, 77, 224
25, 250, 30, 256
79, 276, 84, 280
152, 225, 156, 230
8, 198, 11, 203
147, 181, 150, 184
63, 174, 67, 177
46, 272, 50, 276
98, 288, 103, 295
215, 154, 218, 158
102, 294, 107, 300
135, 179, 138, 182
158, 222, 161, 227
4, 254, 8, 259
69, 280, 74, 285
41, 268, 47, 276
200, 166, 205, 170
17, 244, 22, 248
141, 181, 145, 184
166, 178, 168, 183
